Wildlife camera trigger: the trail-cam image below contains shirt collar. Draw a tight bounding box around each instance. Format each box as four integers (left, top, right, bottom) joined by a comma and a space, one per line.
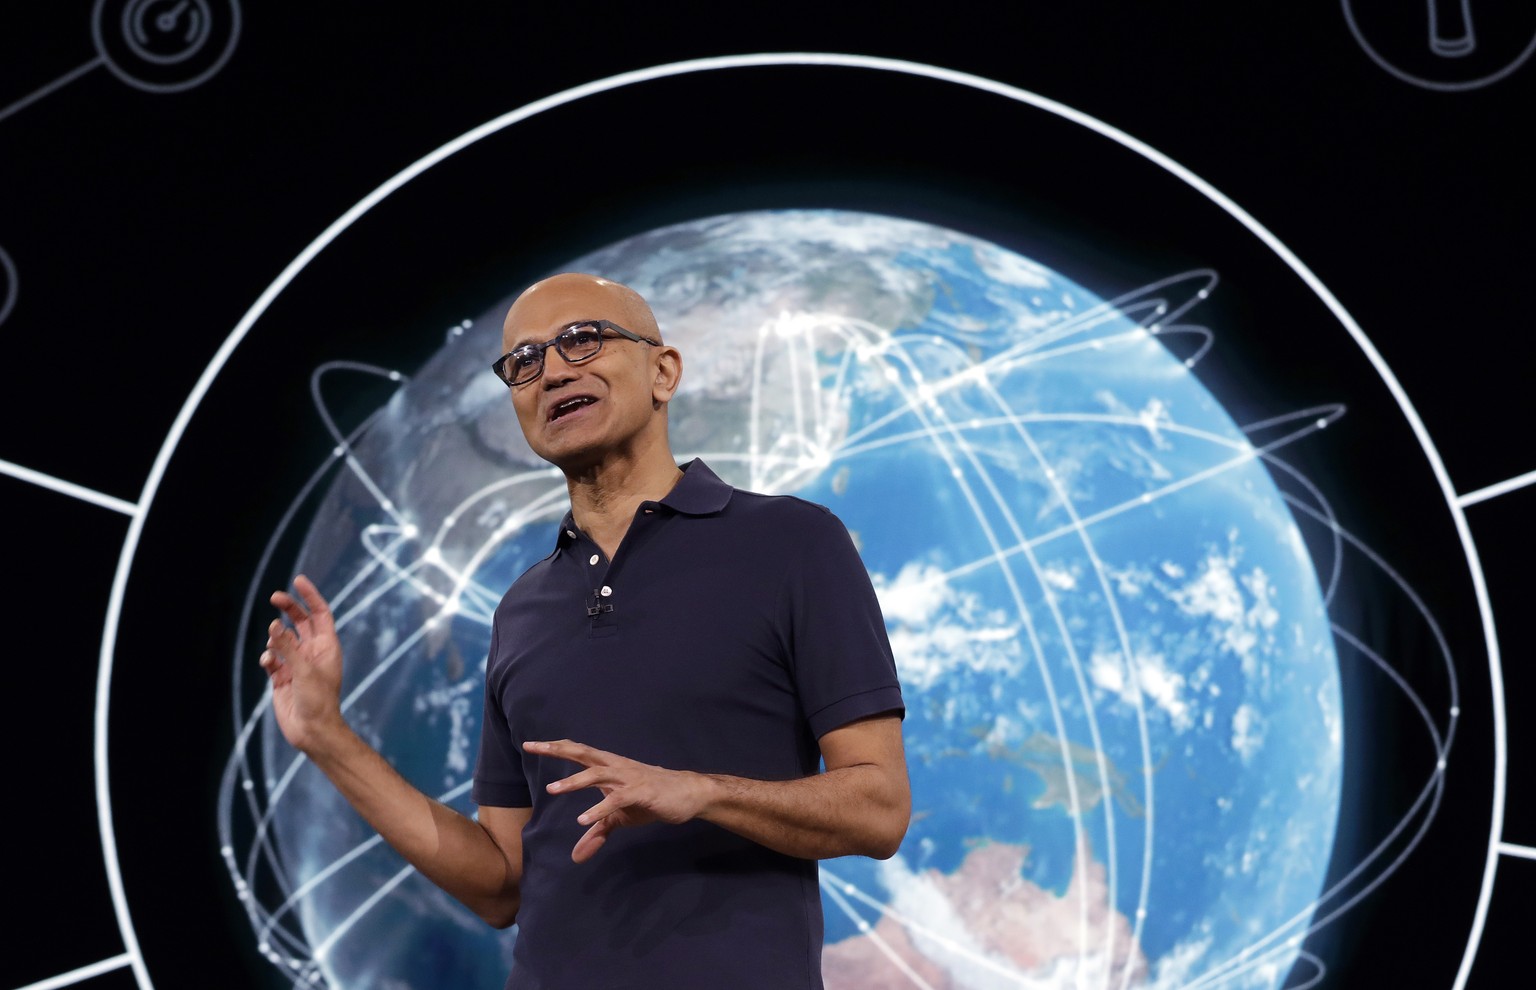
659, 458, 733, 516
554, 459, 732, 547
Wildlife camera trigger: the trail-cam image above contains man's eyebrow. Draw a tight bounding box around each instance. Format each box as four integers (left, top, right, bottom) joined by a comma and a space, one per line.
507, 326, 558, 350
508, 320, 598, 351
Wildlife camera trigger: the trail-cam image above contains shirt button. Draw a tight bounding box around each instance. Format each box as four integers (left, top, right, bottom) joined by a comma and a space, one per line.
566, 529, 576, 539
600, 585, 612, 597
589, 554, 599, 565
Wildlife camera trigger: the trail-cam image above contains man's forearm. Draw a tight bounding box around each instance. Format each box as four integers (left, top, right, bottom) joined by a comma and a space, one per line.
695, 762, 910, 860
302, 723, 523, 927
531, 716, 910, 863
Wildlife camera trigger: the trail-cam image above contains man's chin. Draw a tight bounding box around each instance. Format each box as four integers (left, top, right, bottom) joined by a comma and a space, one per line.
531, 437, 605, 476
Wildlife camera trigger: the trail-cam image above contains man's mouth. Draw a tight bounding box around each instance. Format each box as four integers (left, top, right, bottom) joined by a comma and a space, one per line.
548, 395, 598, 422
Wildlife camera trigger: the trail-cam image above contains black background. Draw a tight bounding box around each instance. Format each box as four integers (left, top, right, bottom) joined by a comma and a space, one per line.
3, 2, 1531, 989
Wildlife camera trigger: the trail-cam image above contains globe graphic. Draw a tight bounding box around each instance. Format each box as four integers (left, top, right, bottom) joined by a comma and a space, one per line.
258, 210, 1343, 989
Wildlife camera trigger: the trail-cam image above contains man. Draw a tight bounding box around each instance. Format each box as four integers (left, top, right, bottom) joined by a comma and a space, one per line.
261, 273, 909, 988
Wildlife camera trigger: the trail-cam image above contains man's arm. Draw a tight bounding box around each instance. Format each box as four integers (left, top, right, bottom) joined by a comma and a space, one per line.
527, 713, 910, 863
262, 575, 528, 928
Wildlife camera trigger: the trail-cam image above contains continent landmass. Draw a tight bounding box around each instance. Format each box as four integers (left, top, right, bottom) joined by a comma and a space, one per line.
957, 727, 1146, 818
823, 840, 1148, 988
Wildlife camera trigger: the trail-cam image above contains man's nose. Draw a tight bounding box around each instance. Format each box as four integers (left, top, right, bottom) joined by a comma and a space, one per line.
542, 347, 579, 385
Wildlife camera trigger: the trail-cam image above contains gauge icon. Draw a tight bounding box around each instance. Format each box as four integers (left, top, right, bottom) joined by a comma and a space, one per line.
124, 0, 213, 66
1343, 0, 1536, 90
92, 0, 241, 92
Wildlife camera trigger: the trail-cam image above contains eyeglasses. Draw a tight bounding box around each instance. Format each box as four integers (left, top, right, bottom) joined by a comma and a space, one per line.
491, 319, 661, 387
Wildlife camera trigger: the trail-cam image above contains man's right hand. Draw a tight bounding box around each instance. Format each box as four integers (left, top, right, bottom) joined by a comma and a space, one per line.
260, 574, 347, 754
258, 574, 528, 928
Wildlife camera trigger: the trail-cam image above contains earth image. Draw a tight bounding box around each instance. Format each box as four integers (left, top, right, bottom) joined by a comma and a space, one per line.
255, 209, 1344, 989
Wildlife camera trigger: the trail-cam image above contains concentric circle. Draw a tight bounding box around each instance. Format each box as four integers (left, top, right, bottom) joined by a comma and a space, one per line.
92, 0, 241, 93
96, 54, 1505, 989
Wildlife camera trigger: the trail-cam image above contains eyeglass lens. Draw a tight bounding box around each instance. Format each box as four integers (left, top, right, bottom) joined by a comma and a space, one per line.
505, 323, 606, 385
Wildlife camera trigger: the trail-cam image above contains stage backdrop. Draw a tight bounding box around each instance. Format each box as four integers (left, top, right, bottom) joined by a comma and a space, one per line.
2, 3, 1531, 990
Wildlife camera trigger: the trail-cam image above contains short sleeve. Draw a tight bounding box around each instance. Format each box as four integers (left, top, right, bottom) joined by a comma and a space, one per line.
787, 505, 905, 740
471, 622, 533, 808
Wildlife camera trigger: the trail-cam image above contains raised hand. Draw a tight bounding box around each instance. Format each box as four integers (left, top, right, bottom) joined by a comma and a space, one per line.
260, 575, 347, 753
525, 739, 712, 863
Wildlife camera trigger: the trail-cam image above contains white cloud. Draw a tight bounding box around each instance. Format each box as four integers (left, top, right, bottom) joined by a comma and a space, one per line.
1146, 933, 1213, 990
1171, 552, 1244, 626
1136, 397, 1175, 450
975, 248, 1053, 289
1087, 647, 1194, 733
1167, 544, 1280, 675
872, 563, 1021, 691
1136, 651, 1194, 732
1231, 702, 1266, 763
1089, 649, 1128, 697
873, 856, 1009, 987
1107, 562, 1152, 597
872, 561, 951, 626
887, 624, 1021, 692
1040, 564, 1077, 591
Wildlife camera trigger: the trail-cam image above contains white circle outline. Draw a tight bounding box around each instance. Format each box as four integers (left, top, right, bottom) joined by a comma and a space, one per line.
0, 244, 16, 327
94, 53, 1506, 989
92, 0, 242, 94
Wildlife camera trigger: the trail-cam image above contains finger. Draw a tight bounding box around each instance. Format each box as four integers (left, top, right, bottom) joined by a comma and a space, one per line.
267, 619, 300, 657
571, 818, 613, 863
524, 739, 609, 766
545, 767, 610, 794
576, 795, 621, 827
292, 575, 337, 636
259, 650, 290, 686
269, 590, 310, 628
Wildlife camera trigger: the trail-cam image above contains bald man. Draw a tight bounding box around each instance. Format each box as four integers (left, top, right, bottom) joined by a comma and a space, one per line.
263, 273, 909, 989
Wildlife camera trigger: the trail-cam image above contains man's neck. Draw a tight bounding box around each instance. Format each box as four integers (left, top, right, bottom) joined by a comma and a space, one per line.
564, 451, 684, 560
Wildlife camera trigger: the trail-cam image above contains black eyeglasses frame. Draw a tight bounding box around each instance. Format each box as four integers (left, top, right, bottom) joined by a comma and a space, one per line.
491, 319, 661, 388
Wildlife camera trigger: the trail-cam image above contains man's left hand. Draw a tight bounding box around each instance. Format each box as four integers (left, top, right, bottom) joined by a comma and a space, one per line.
525, 715, 908, 864
524, 739, 708, 863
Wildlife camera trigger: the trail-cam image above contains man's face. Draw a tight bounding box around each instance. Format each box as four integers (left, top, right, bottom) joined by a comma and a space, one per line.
500, 278, 672, 471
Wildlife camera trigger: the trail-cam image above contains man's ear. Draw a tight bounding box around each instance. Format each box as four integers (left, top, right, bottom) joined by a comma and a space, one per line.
652, 346, 682, 406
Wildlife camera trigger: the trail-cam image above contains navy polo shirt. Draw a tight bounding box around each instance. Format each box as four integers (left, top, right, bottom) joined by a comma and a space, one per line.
472, 459, 903, 990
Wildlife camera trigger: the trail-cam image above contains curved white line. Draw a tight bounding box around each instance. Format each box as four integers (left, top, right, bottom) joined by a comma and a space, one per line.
0, 241, 19, 326
96, 52, 1504, 989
